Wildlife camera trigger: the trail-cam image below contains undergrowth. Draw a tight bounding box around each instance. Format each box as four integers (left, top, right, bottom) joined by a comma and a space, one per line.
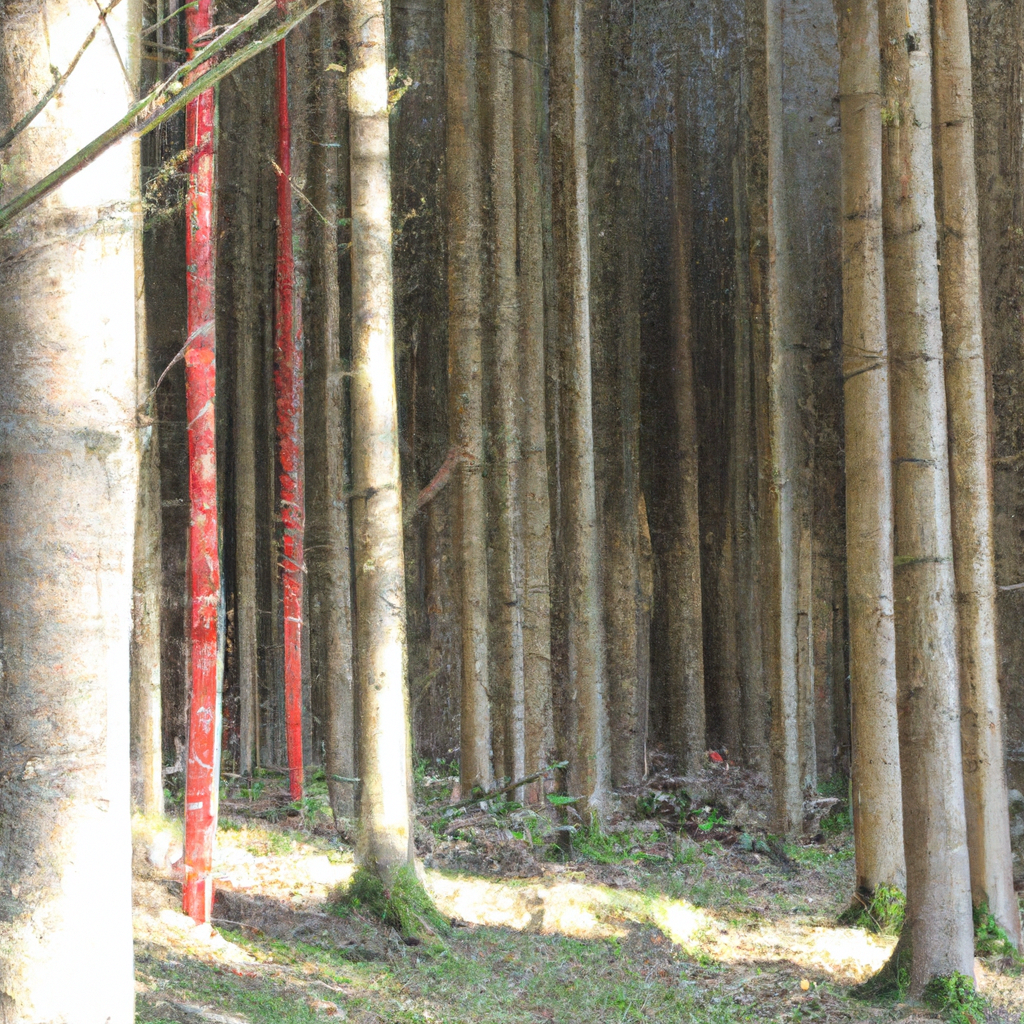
331, 865, 449, 941
974, 901, 1022, 961
839, 882, 905, 935
924, 971, 990, 1024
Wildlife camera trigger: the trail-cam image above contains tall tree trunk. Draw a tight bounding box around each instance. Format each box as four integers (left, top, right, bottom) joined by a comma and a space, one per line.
933, 0, 1022, 947
880, 0, 974, 992
589, 0, 645, 791
308, 8, 356, 821
183, 0, 223, 926
485, 0, 526, 789
445, 0, 493, 793
667, 130, 707, 774
514, 0, 554, 798
275, 19, 306, 801
348, 0, 415, 879
837, 0, 905, 897
0, 4, 139, 1017
549, 0, 610, 823
765, 0, 802, 835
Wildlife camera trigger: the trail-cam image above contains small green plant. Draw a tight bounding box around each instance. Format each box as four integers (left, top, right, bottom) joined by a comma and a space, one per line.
240, 780, 265, 802
923, 971, 989, 1024
697, 807, 728, 832
974, 902, 1021, 960
842, 883, 905, 935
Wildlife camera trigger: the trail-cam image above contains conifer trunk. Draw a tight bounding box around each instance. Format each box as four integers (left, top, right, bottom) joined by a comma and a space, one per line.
446, 0, 493, 793
0, 3, 140, 1015
933, 0, 1021, 946
880, 0, 974, 991
549, 0, 610, 823
514, 0, 554, 798
183, 0, 223, 926
837, 0, 905, 896
348, 0, 415, 878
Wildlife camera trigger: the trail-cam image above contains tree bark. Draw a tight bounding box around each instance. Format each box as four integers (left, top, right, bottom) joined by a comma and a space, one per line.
0, 1, 139, 1016
933, 0, 1021, 947
880, 0, 974, 991
348, 0, 415, 879
485, 0, 526, 790
549, 0, 610, 823
837, 0, 905, 896
183, 0, 223, 926
514, 0, 554, 800
309, 7, 356, 820
667, 130, 707, 774
445, 0, 493, 793
765, 0, 803, 835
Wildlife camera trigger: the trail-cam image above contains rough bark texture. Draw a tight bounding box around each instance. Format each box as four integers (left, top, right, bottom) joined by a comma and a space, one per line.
348, 0, 415, 879
514, 0, 554, 797
836, 0, 905, 895
485, 0, 525, 789
880, 0, 974, 992
446, 0, 492, 793
933, 0, 1021, 947
308, 7, 356, 820
183, 0, 222, 926
588, 0, 645, 791
549, 0, 610, 823
0, 1, 139, 1016
666, 130, 707, 774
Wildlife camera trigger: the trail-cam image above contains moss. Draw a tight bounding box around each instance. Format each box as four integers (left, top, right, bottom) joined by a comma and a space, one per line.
332, 865, 449, 941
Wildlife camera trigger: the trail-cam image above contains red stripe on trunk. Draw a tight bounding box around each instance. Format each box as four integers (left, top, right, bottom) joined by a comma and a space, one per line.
274, 29, 305, 801
183, 0, 220, 926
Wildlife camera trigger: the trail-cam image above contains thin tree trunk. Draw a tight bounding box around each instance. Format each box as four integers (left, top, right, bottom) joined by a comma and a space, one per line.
0, 3, 139, 1016
348, 0, 415, 879
549, 0, 610, 823
275, 18, 306, 802
310, 7, 356, 821
446, 0, 493, 793
485, 0, 526, 790
765, 0, 802, 835
514, 0, 554, 800
880, 0, 974, 991
837, 0, 905, 897
667, 130, 707, 774
933, 0, 1022, 947
183, 0, 223, 926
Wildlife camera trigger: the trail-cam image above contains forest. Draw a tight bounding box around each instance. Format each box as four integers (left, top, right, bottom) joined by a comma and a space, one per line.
2, 0, 1024, 1020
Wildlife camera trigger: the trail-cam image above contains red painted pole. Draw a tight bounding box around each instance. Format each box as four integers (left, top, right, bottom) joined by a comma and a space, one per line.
274, 18, 305, 801
183, 0, 220, 925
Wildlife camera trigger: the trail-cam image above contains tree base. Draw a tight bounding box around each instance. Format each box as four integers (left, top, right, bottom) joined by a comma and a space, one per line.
333, 865, 449, 942
838, 883, 905, 935
852, 932, 911, 1002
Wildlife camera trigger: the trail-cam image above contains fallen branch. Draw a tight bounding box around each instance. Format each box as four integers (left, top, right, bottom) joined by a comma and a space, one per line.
0, 0, 330, 229
403, 445, 470, 526
442, 761, 568, 813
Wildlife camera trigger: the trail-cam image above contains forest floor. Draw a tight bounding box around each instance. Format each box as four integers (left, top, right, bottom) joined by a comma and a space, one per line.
133, 759, 1024, 1024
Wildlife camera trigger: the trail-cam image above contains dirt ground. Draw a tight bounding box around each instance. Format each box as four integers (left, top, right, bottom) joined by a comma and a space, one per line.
133, 760, 1024, 1024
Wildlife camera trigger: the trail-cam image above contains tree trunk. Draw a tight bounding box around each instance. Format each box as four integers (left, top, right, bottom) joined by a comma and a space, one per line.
275, 22, 306, 802
445, 0, 493, 793
765, 0, 803, 835
837, 0, 906, 898
933, 0, 1021, 947
0, 1, 139, 1017
667, 130, 707, 774
348, 0, 415, 879
183, 0, 223, 926
549, 0, 610, 823
880, 0, 974, 991
309, 7, 356, 820
485, 0, 526, 790
514, 0, 554, 799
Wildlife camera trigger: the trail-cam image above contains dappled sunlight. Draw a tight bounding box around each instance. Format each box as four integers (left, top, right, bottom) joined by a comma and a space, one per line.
425, 867, 895, 984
